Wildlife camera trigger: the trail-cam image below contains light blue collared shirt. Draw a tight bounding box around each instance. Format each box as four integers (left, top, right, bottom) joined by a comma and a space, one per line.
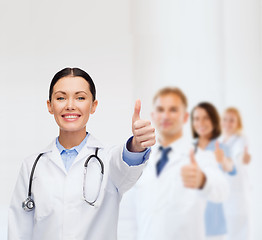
204, 139, 236, 236
56, 134, 88, 171
56, 134, 150, 171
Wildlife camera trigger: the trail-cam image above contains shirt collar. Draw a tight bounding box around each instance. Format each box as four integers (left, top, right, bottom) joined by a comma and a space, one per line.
56, 133, 89, 154
154, 135, 191, 155
205, 139, 217, 150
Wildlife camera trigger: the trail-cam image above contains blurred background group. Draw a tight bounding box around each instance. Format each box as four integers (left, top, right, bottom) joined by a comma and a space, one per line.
118, 88, 252, 240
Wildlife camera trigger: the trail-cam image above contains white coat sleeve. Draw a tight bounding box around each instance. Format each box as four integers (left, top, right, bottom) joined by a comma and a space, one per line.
108, 145, 148, 197
232, 137, 247, 167
8, 159, 34, 240
196, 151, 230, 203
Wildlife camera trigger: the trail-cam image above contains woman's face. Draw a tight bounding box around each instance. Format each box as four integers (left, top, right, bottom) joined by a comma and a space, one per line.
192, 107, 213, 139
47, 76, 98, 133
222, 112, 239, 135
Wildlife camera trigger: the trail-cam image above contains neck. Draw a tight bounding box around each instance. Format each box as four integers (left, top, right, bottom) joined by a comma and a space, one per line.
222, 132, 233, 142
58, 129, 87, 149
197, 136, 210, 149
158, 131, 183, 147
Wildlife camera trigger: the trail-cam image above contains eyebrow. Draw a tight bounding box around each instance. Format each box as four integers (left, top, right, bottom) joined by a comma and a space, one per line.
54, 91, 88, 95
75, 91, 88, 95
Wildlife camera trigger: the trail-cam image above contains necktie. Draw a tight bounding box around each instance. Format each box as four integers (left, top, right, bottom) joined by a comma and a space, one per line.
156, 146, 172, 176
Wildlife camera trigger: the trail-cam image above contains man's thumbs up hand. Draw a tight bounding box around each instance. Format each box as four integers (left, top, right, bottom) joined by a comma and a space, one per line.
130, 100, 156, 152
181, 150, 206, 189
190, 149, 197, 165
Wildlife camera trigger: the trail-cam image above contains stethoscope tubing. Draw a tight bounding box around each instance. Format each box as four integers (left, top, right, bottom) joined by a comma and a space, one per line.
23, 148, 104, 211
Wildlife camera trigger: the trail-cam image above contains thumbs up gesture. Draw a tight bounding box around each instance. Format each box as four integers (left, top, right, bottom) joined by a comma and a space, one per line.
129, 99, 156, 152
243, 146, 251, 164
181, 150, 206, 189
214, 141, 234, 172
214, 141, 225, 163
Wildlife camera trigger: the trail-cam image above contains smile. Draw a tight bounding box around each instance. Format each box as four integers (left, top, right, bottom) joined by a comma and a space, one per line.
64, 115, 79, 119
62, 114, 81, 121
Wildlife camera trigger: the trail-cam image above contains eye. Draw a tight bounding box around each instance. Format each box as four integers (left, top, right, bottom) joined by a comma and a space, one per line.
193, 117, 199, 121
57, 97, 65, 100
77, 97, 85, 100
170, 107, 178, 112
156, 107, 164, 112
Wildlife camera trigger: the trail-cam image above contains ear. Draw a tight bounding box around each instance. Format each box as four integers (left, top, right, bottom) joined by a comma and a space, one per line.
151, 111, 154, 119
184, 112, 189, 123
90, 100, 98, 114
47, 100, 54, 115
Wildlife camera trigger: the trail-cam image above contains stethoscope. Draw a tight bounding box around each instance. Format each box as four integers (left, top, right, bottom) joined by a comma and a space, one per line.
22, 148, 104, 212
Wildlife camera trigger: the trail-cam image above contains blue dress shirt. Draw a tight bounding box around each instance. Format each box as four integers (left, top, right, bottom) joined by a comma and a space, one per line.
56, 134, 150, 171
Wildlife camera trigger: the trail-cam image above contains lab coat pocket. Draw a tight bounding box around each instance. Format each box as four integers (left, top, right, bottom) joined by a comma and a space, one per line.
32, 176, 54, 221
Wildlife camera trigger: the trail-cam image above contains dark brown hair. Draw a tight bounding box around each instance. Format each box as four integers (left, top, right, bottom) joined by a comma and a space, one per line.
191, 102, 221, 139
49, 67, 96, 102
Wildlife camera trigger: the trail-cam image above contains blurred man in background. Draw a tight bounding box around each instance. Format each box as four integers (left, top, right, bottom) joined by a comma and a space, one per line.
118, 87, 229, 240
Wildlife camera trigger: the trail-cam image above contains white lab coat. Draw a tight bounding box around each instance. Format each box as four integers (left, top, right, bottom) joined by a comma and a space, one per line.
118, 137, 229, 240
219, 135, 251, 240
8, 134, 147, 240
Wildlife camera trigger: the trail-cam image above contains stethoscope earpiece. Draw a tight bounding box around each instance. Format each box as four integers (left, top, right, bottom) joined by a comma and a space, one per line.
22, 197, 35, 212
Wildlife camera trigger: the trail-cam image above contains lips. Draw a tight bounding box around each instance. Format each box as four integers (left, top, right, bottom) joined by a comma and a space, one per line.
196, 128, 208, 133
62, 114, 81, 121
161, 122, 172, 127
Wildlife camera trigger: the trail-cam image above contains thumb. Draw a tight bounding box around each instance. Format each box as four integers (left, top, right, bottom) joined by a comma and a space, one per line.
190, 149, 197, 165
132, 99, 141, 123
215, 141, 220, 151
244, 146, 248, 154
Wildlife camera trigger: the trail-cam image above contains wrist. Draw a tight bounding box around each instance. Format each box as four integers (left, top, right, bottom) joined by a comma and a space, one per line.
199, 172, 206, 189
127, 136, 146, 152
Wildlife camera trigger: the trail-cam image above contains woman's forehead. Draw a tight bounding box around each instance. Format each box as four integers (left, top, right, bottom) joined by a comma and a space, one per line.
194, 107, 208, 115
54, 76, 90, 91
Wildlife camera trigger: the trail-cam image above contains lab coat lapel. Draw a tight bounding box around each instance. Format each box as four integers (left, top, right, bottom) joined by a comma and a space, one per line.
71, 133, 105, 167
152, 137, 190, 174
42, 140, 68, 175
41, 134, 105, 175
71, 134, 106, 208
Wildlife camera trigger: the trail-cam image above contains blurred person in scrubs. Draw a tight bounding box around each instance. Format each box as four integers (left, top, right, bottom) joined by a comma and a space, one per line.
8, 67, 156, 240
220, 107, 251, 240
118, 88, 229, 240
191, 102, 236, 240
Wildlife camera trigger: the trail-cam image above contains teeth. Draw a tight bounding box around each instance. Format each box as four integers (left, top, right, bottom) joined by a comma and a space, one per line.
64, 115, 78, 119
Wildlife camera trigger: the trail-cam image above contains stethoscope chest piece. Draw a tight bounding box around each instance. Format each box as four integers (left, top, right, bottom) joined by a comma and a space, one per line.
22, 152, 43, 212
22, 197, 35, 212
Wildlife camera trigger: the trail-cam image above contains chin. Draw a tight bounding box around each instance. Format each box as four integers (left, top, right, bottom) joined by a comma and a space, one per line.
162, 129, 176, 136
60, 126, 85, 133
198, 132, 210, 138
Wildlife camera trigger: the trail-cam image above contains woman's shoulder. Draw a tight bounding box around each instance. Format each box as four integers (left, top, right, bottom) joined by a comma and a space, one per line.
234, 134, 247, 144
22, 139, 56, 165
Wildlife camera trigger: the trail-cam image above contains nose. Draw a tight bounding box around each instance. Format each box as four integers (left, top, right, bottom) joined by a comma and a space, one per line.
199, 119, 205, 126
163, 111, 170, 119
66, 98, 76, 110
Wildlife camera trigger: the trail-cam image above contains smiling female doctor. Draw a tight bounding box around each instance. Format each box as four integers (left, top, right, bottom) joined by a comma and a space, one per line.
8, 67, 155, 240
